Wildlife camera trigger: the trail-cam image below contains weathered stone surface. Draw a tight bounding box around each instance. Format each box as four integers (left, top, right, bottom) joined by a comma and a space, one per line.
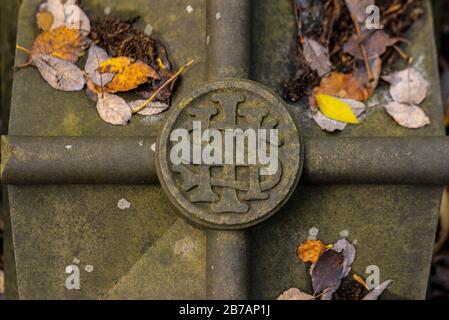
4, 0, 444, 300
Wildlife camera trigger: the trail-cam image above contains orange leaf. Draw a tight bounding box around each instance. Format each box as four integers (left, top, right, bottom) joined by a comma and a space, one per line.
297, 240, 327, 264
311, 72, 373, 107
31, 27, 90, 63
98, 57, 160, 93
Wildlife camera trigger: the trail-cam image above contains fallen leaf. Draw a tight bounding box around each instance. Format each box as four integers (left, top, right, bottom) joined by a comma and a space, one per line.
311, 250, 344, 296
37, 11, 54, 31
33, 54, 85, 91
64, 4, 91, 36
98, 57, 160, 93
362, 280, 393, 300
96, 93, 132, 126
38, 0, 66, 29
313, 98, 365, 132
345, 0, 375, 23
128, 100, 169, 116
332, 238, 356, 279
384, 102, 430, 129
313, 72, 373, 102
85, 45, 114, 87
38, 1, 90, 35
297, 240, 327, 264
31, 26, 90, 63
344, 30, 399, 60
319, 238, 356, 300
355, 57, 382, 90
383, 67, 428, 105
316, 94, 360, 124
302, 37, 332, 77
277, 288, 315, 300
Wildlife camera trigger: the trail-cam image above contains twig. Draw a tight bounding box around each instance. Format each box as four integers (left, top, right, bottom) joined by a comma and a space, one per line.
349, 14, 373, 82
133, 59, 194, 114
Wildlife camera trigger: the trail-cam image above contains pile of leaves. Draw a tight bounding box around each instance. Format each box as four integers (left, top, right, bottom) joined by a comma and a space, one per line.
284, 0, 429, 132
16, 0, 192, 126
277, 236, 392, 300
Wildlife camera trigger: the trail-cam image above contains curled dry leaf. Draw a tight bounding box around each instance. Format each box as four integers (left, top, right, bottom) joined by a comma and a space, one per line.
332, 238, 356, 279
37, 11, 54, 31
297, 240, 327, 264
38, 0, 90, 35
277, 288, 315, 301
31, 27, 90, 63
362, 280, 393, 300
319, 238, 356, 300
382, 67, 428, 105
384, 102, 430, 129
315, 94, 360, 124
311, 250, 344, 296
64, 4, 91, 36
312, 72, 373, 103
96, 93, 132, 126
98, 57, 160, 93
313, 98, 365, 132
344, 31, 400, 60
33, 54, 85, 91
128, 100, 169, 116
38, 0, 66, 30
85, 45, 114, 87
302, 37, 332, 77
344, 0, 375, 23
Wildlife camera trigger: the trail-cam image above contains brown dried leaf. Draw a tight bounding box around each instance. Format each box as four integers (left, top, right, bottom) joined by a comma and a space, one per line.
355, 57, 382, 90
384, 102, 430, 129
345, 0, 375, 23
312, 72, 373, 103
382, 67, 428, 105
311, 250, 344, 295
362, 280, 393, 300
96, 93, 132, 126
344, 30, 400, 60
313, 98, 365, 132
128, 100, 169, 116
98, 57, 160, 93
85, 44, 114, 87
33, 54, 85, 91
277, 288, 315, 301
31, 26, 90, 63
332, 238, 356, 279
303, 37, 332, 77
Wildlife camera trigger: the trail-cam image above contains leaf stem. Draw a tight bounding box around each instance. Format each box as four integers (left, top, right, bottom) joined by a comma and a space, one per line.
16, 44, 32, 55
132, 59, 194, 114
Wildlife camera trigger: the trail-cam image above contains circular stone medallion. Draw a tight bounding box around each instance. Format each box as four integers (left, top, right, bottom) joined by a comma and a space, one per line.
157, 79, 303, 229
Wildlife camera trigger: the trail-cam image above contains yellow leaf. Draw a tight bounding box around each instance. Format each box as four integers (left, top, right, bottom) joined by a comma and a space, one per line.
315, 94, 360, 124
98, 57, 160, 93
297, 240, 327, 264
31, 27, 90, 63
